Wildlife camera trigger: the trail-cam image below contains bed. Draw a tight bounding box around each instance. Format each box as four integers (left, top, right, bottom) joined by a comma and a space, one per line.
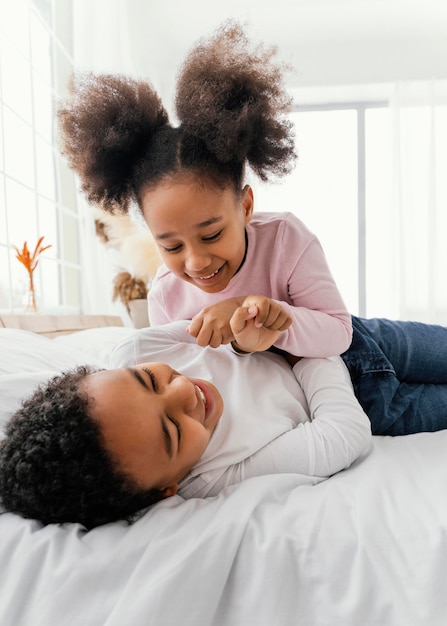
1, 316, 446, 626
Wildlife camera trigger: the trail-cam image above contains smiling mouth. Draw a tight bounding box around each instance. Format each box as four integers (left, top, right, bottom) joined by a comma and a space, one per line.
192, 266, 222, 281
195, 385, 206, 407
198, 270, 218, 280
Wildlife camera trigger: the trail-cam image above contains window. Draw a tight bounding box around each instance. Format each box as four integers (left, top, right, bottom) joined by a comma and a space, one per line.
253, 99, 447, 321
251, 105, 367, 315
0, 0, 82, 314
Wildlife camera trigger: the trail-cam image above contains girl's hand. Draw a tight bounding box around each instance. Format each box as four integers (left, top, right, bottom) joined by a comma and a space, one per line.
241, 296, 292, 333
187, 297, 244, 348
230, 299, 291, 353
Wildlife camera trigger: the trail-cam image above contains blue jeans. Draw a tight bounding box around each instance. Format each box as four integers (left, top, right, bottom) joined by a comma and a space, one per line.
341, 316, 447, 435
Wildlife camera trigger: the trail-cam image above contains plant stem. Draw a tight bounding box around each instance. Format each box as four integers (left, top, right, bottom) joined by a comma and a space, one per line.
28, 272, 37, 313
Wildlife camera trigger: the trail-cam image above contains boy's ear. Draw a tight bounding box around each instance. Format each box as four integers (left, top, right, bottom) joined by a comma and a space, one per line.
241, 185, 254, 223
161, 484, 179, 499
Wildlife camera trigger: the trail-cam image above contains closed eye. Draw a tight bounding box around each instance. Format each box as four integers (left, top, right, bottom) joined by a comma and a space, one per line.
162, 243, 182, 253
168, 415, 182, 446
202, 230, 222, 242
142, 367, 158, 392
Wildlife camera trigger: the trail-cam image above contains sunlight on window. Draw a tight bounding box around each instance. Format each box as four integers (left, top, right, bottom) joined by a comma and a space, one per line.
252, 102, 447, 323
33, 72, 53, 140
35, 136, 56, 199
38, 197, 59, 257
30, 9, 52, 82
5, 181, 38, 245
0, 0, 81, 315
3, 109, 35, 188
252, 109, 359, 315
1, 43, 33, 123
366, 104, 447, 321
364, 108, 394, 318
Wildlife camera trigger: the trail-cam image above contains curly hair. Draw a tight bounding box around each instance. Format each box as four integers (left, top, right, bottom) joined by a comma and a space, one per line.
57, 21, 296, 213
0, 367, 164, 528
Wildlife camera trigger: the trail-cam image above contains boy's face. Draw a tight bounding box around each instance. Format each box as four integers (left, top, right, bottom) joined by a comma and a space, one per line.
142, 178, 254, 293
83, 362, 223, 497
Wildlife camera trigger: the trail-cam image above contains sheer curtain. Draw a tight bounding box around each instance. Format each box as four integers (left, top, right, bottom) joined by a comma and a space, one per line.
72, 1, 141, 315
389, 80, 447, 323
71, 4, 447, 323
77, 198, 117, 316
72, 1, 178, 314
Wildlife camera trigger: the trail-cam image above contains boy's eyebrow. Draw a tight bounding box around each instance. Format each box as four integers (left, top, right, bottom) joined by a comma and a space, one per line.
127, 368, 172, 457
128, 368, 152, 391
160, 416, 173, 457
155, 216, 223, 240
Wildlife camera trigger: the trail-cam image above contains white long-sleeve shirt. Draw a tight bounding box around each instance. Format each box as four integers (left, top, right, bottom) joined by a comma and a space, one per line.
148, 212, 352, 357
111, 321, 371, 499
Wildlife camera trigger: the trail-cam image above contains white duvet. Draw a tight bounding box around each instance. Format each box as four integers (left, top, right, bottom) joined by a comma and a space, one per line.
1, 327, 446, 626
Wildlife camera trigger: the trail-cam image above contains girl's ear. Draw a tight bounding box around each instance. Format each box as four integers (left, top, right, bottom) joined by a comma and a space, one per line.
241, 185, 254, 224
161, 484, 179, 498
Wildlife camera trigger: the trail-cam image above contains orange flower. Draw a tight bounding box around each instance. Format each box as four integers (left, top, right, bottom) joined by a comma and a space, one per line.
14, 236, 52, 313
14, 236, 52, 275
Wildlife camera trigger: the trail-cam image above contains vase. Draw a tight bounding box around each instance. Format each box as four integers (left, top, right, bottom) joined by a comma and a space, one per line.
128, 298, 149, 328
23, 274, 38, 314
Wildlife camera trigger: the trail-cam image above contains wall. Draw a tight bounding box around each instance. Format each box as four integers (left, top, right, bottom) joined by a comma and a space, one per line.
73, 0, 447, 109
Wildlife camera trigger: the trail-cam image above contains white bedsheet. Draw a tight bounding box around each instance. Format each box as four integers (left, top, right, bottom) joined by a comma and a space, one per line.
1, 328, 446, 626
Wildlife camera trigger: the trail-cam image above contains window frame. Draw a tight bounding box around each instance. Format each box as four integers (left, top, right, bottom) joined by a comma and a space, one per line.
0, 0, 83, 315
290, 101, 387, 317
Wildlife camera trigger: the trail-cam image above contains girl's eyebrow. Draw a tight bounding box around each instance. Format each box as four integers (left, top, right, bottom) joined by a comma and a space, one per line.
155, 216, 223, 240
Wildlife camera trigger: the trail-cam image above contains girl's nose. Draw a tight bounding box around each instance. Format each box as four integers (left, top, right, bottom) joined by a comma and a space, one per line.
184, 248, 211, 273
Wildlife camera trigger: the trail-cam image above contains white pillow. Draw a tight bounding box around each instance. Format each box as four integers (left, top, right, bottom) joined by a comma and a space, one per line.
0, 371, 61, 434
0, 327, 137, 433
0, 329, 106, 375
54, 326, 138, 366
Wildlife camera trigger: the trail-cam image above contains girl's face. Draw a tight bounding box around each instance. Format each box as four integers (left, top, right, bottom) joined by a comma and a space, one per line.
83, 362, 223, 496
142, 178, 254, 293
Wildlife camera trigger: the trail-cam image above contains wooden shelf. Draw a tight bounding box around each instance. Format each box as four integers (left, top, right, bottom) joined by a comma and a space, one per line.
0, 314, 123, 338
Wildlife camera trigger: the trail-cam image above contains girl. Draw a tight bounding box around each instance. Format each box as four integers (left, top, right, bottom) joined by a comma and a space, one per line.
57, 22, 447, 436
57, 22, 352, 358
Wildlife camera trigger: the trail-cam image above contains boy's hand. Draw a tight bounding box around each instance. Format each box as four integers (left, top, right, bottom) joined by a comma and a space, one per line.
187, 297, 244, 348
230, 299, 292, 353
242, 296, 292, 332
187, 296, 291, 349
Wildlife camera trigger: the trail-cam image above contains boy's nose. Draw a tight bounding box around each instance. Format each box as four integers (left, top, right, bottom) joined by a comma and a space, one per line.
168, 375, 197, 412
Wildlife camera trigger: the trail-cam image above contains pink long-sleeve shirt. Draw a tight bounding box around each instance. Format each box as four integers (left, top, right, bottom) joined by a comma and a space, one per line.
148, 212, 352, 357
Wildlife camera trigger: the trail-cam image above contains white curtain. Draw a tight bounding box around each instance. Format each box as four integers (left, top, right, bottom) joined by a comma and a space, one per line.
389, 80, 447, 324
77, 198, 116, 316
72, 1, 140, 316
71, 5, 447, 323
72, 1, 180, 315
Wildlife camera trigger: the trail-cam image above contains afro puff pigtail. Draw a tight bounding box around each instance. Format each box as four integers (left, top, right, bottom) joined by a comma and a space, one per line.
58, 72, 170, 212
175, 21, 296, 181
